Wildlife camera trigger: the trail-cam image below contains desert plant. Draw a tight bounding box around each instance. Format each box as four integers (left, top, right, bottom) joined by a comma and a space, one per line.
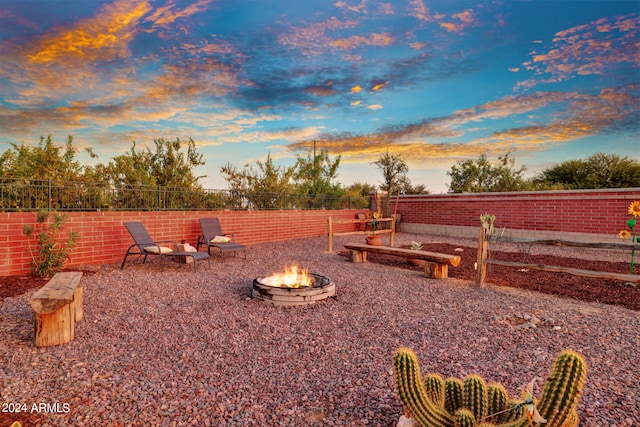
392, 347, 587, 427
22, 211, 79, 277
411, 241, 423, 251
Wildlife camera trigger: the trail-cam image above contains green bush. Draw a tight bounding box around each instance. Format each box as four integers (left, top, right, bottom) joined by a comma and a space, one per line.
22, 211, 79, 277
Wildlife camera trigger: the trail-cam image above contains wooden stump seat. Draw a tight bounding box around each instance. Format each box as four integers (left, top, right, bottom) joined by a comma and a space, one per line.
28, 272, 83, 347
343, 243, 461, 279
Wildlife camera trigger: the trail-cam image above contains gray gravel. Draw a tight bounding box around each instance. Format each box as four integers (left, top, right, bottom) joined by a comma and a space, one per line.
1, 233, 638, 426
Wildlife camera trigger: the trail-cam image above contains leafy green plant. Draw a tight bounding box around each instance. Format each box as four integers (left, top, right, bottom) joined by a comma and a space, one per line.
22, 211, 79, 277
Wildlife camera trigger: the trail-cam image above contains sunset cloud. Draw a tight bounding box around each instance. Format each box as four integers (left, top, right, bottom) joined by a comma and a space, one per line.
518, 14, 639, 89
285, 84, 639, 163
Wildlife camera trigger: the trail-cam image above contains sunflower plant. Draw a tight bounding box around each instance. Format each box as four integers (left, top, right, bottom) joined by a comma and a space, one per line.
618, 200, 640, 274
370, 211, 382, 235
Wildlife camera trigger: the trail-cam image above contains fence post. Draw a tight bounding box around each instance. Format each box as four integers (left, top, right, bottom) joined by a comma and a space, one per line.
327, 216, 333, 252
475, 226, 488, 287
48, 179, 52, 212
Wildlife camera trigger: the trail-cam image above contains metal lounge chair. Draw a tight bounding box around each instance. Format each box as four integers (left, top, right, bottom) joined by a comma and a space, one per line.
196, 218, 247, 259
121, 221, 210, 271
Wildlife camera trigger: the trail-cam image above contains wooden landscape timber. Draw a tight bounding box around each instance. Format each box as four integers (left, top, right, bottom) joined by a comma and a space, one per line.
487, 259, 640, 283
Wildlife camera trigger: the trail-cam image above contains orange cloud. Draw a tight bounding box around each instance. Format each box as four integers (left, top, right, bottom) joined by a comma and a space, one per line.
277, 17, 359, 56
408, 0, 433, 22
286, 84, 639, 164
330, 32, 395, 50
144, 0, 213, 28
28, 0, 151, 64
334, 0, 368, 14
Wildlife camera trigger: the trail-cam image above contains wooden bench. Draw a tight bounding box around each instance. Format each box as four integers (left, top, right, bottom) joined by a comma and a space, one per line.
28, 272, 83, 347
343, 243, 461, 279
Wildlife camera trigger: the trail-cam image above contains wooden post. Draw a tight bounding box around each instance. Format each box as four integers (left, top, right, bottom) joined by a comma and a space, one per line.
349, 249, 367, 263
424, 262, 448, 279
327, 216, 333, 252
390, 214, 396, 247
475, 227, 488, 287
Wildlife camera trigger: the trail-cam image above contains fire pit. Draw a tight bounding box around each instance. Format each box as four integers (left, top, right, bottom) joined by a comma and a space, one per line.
252, 265, 335, 306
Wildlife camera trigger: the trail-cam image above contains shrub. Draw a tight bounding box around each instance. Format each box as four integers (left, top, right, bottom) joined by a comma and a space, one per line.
22, 211, 79, 277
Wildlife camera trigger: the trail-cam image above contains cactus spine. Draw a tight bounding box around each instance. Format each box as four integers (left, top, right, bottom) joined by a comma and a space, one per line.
392, 348, 587, 427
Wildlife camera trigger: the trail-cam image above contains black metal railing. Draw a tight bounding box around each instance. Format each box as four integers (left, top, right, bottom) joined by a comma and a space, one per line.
0, 178, 369, 212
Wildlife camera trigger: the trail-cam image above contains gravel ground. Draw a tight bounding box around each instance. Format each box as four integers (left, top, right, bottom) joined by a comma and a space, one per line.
1, 233, 639, 427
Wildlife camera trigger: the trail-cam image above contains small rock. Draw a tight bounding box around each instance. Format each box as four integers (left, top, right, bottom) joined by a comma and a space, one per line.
518, 322, 537, 329
397, 415, 418, 427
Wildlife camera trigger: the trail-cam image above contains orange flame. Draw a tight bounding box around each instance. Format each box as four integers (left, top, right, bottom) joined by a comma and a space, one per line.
270, 264, 313, 288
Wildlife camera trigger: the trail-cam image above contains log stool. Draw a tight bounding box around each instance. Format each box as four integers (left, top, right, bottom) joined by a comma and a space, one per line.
29, 272, 83, 347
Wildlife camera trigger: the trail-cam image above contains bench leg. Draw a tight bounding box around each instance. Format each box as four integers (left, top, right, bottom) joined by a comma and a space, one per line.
34, 304, 74, 347
349, 250, 367, 263
424, 262, 448, 279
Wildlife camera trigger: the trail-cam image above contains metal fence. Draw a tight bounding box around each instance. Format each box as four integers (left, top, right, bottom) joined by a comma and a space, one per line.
0, 179, 369, 212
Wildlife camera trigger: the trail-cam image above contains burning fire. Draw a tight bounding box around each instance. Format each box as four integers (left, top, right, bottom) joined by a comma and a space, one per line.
269, 264, 313, 288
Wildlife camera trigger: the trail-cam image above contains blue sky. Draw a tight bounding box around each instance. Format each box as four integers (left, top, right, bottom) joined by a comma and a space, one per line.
0, 0, 638, 193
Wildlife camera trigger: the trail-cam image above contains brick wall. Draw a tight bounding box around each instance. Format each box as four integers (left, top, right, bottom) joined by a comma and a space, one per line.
394, 188, 640, 242
0, 210, 360, 276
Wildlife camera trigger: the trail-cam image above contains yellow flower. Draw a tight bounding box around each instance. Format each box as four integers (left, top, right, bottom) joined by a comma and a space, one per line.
619, 229, 631, 239
373, 211, 382, 219
628, 201, 640, 217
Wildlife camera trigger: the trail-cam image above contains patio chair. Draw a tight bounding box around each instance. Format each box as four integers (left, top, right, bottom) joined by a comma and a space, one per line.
121, 221, 210, 271
196, 218, 247, 259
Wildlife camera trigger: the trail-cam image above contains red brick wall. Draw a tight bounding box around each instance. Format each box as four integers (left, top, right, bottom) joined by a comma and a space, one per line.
394, 188, 640, 235
0, 210, 360, 276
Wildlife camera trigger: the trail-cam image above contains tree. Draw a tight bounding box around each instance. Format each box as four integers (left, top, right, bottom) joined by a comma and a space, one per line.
220, 154, 297, 209
373, 149, 410, 193
102, 138, 205, 189
293, 148, 342, 197
343, 181, 376, 198
0, 135, 84, 182
535, 152, 640, 189
447, 153, 528, 193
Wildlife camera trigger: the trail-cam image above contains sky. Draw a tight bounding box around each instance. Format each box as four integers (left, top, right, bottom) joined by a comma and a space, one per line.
0, 0, 638, 193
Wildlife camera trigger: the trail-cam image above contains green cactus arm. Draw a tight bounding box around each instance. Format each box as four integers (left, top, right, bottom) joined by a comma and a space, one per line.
486, 382, 508, 421
537, 350, 586, 427
464, 375, 488, 422
445, 378, 464, 415
424, 373, 446, 407
454, 408, 476, 427
393, 347, 455, 427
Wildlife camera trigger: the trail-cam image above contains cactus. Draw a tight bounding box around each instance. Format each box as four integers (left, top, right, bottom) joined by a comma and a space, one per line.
487, 383, 508, 422
464, 375, 488, 422
392, 348, 587, 427
445, 378, 464, 415
454, 409, 476, 427
424, 373, 445, 407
